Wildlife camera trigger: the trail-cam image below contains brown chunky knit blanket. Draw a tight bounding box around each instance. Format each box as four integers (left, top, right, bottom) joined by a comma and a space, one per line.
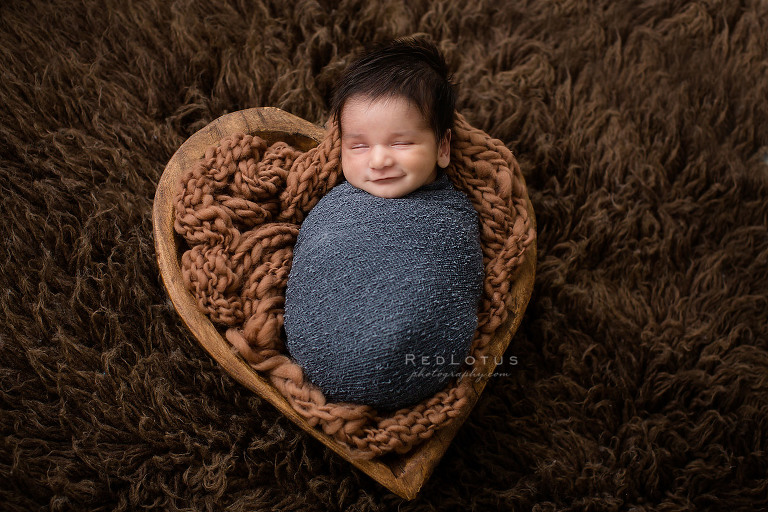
3, 0, 767, 509
174, 114, 534, 458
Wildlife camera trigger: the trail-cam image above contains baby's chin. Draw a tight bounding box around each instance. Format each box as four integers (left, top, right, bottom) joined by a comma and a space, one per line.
356, 175, 439, 198
364, 186, 411, 199
354, 178, 414, 198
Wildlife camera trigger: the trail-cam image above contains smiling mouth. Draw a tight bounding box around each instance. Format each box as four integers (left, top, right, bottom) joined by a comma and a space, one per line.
371, 177, 401, 183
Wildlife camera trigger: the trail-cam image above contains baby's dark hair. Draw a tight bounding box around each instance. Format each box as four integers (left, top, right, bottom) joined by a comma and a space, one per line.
330, 36, 457, 142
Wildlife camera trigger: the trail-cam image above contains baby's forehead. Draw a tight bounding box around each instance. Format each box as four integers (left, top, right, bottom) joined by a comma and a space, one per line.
339, 94, 431, 130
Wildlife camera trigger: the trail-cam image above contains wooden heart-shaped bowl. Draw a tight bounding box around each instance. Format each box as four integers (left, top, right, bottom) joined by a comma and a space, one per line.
152, 107, 536, 499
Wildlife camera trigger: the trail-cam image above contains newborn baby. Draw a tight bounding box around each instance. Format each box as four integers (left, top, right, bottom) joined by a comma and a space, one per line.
283, 38, 484, 410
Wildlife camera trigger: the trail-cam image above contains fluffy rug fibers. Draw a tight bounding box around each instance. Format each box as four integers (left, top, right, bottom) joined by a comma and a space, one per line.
1, 0, 767, 510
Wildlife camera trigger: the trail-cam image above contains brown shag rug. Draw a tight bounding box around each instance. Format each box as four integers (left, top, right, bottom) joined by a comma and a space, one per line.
1, 0, 767, 510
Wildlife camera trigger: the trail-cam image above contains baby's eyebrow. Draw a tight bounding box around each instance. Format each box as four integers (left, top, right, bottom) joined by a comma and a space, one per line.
341, 130, 420, 140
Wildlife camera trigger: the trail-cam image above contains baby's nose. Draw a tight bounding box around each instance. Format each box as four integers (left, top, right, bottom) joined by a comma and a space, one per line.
369, 145, 393, 169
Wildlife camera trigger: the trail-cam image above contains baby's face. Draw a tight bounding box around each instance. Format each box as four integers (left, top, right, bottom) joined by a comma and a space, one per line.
339, 95, 450, 198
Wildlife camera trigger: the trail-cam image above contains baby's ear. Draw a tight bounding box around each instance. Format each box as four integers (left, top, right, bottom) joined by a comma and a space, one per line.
437, 129, 451, 168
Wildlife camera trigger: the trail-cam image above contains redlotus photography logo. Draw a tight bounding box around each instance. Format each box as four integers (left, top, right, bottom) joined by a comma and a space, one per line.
404, 353, 518, 382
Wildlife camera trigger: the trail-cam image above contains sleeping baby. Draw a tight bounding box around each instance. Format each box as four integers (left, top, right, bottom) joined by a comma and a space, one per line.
283, 37, 484, 410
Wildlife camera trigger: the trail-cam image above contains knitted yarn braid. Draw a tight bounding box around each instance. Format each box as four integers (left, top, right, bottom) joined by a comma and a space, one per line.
174, 113, 535, 458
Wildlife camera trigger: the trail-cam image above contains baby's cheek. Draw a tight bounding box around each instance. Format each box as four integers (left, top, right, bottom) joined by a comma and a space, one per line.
339, 155, 358, 181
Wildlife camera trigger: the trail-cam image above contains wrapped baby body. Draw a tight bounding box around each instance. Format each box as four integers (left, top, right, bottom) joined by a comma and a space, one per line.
284, 173, 484, 410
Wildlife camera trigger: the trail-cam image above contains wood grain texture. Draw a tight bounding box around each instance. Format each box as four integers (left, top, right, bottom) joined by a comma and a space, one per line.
152, 107, 536, 499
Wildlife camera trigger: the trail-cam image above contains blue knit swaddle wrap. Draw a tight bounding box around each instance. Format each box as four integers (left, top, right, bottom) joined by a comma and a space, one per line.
283, 174, 484, 410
